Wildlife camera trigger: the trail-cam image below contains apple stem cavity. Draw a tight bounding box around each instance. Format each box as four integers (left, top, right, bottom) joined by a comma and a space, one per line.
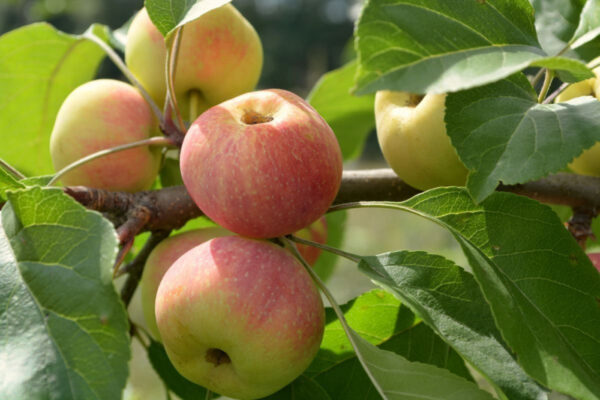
241, 109, 274, 125
408, 94, 424, 107
82, 30, 164, 124
205, 348, 231, 366
47, 136, 175, 187
188, 89, 204, 123
165, 26, 186, 130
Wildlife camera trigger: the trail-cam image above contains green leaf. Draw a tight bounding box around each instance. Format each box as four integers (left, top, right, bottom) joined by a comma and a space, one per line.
359, 188, 600, 399
531, 56, 594, 82
360, 251, 547, 400
262, 376, 332, 400
445, 73, 600, 202
571, 0, 600, 49
530, 0, 585, 56
354, 0, 551, 95
0, 23, 106, 177
0, 168, 24, 202
145, 0, 232, 36
0, 187, 130, 400
147, 340, 211, 400
306, 290, 477, 399
307, 61, 375, 161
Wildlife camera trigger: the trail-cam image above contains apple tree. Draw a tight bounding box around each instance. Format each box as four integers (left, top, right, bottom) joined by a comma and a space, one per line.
1, 0, 600, 399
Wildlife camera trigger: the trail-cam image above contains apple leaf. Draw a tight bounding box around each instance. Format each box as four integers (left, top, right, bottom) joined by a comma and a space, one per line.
147, 340, 213, 400
0, 168, 24, 202
145, 0, 232, 36
354, 0, 592, 95
303, 290, 478, 399
530, 0, 585, 56
571, 0, 600, 49
0, 187, 130, 400
353, 187, 600, 399
0, 23, 106, 177
263, 376, 332, 400
445, 73, 600, 202
307, 61, 375, 161
359, 251, 547, 400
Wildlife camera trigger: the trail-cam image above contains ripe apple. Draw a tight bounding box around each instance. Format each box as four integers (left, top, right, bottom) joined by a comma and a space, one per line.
125, 4, 263, 122
180, 89, 343, 238
155, 236, 325, 399
375, 90, 468, 191
294, 216, 327, 266
140, 227, 230, 340
554, 73, 600, 176
587, 252, 600, 273
50, 79, 162, 192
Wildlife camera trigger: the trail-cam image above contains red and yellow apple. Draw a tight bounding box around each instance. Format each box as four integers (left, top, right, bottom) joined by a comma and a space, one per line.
125, 4, 263, 122
587, 252, 600, 273
49, 79, 162, 192
155, 236, 325, 399
140, 227, 230, 340
375, 91, 468, 190
180, 89, 343, 238
554, 71, 600, 176
294, 216, 327, 266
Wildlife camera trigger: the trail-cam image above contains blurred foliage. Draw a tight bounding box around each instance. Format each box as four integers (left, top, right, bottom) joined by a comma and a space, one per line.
0, 0, 359, 95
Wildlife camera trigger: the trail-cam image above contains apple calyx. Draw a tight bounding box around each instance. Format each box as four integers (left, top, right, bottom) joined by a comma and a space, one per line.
241, 109, 274, 125
206, 348, 231, 366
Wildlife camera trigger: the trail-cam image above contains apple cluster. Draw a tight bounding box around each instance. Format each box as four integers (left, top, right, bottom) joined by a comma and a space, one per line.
48, 4, 343, 399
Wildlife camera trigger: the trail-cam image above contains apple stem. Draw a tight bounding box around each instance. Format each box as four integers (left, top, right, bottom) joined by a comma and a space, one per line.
0, 157, 26, 180
82, 30, 164, 124
288, 234, 361, 263
204, 389, 212, 400
165, 26, 186, 131
281, 236, 387, 399
537, 69, 555, 103
47, 136, 175, 187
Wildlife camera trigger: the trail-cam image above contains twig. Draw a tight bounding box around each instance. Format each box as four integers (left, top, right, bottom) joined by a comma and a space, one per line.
566, 206, 597, 249
119, 230, 171, 306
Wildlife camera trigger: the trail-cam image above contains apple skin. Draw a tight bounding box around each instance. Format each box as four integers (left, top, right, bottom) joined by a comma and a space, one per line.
180, 89, 343, 238
554, 74, 600, 176
294, 216, 327, 266
125, 4, 263, 122
155, 236, 325, 399
140, 227, 230, 341
50, 79, 162, 192
588, 252, 600, 273
375, 91, 468, 191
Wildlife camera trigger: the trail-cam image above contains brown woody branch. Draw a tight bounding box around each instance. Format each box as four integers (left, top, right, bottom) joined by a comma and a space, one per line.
64, 169, 600, 236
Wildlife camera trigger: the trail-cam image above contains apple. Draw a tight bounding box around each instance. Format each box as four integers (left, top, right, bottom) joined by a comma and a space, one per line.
50, 79, 162, 192
294, 216, 327, 266
155, 236, 325, 399
374, 90, 469, 191
125, 4, 263, 122
140, 227, 230, 340
554, 73, 600, 176
587, 252, 600, 273
180, 89, 343, 238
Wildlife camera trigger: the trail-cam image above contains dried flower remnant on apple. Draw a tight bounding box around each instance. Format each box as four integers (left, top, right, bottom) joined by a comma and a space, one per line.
180, 88, 343, 239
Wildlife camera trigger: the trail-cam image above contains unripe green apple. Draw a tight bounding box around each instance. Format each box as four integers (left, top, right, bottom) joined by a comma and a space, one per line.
180, 89, 343, 238
125, 4, 263, 122
294, 216, 327, 266
140, 227, 230, 340
375, 91, 468, 191
554, 74, 600, 176
155, 236, 325, 399
50, 79, 162, 192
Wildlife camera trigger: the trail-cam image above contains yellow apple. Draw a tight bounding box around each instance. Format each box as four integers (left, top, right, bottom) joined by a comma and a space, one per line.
125, 4, 263, 122
554, 73, 600, 176
375, 91, 468, 191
